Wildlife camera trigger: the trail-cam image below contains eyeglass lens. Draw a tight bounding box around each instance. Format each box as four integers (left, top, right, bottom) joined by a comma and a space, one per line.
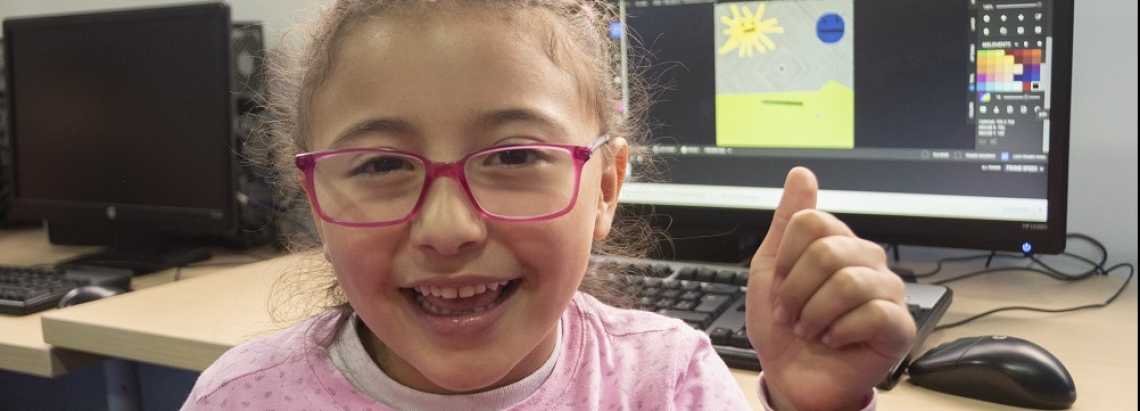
310, 146, 580, 224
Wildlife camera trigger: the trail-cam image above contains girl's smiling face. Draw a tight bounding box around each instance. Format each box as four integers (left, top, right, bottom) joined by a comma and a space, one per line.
305, 9, 624, 394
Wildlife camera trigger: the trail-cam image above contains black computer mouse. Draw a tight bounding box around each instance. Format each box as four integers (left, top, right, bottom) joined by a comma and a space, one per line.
57, 285, 129, 308
908, 335, 1076, 409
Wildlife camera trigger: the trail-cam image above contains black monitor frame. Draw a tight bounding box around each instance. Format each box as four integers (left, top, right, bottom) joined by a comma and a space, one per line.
615, 0, 1072, 262
3, 3, 241, 272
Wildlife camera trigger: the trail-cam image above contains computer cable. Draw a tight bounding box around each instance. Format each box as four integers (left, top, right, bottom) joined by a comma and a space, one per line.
172, 254, 271, 281
933, 262, 1133, 331
913, 233, 1135, 331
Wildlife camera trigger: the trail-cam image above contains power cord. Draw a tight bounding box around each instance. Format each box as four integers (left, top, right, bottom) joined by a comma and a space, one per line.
903, 233, 1136, 331
934, 263, 1133, 331
172, 253, 271, 281
918, 233, 1109, 284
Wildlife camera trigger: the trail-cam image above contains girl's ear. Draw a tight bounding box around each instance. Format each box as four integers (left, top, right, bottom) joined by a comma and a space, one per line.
594, 137, 629, 240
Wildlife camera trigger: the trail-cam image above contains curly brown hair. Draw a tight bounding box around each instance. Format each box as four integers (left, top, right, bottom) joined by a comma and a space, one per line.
261, 0, 661, 322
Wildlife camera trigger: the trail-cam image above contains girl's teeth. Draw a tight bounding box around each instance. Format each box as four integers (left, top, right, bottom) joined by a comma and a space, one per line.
415, 281, 510, 300
412, 280, 513, 316
416, 294, 498, 315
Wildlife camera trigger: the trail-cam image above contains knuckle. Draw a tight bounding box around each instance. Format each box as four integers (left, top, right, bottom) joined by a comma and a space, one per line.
831, 267, 864, 299
806, 236, 843, 265
787, 209, 828, 235
865, 243, 888, 263
806, 236, 859, 272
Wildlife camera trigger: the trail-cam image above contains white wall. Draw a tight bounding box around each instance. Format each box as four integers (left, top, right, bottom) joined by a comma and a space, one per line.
1067, 0, 1138, 271
2, 0, 1137, 269
0, 0, 315, 45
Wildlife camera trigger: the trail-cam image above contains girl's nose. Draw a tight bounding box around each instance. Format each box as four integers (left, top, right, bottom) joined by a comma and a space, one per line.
409, 178, 487, 256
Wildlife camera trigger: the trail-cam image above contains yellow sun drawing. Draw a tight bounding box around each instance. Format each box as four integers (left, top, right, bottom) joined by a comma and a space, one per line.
718, 3, 784, 57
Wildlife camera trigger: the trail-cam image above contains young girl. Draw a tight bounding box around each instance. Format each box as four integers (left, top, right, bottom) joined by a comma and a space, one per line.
182, 1, 915, 410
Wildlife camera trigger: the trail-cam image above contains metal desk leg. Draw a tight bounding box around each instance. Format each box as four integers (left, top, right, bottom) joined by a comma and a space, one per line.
104, 359, 142, 411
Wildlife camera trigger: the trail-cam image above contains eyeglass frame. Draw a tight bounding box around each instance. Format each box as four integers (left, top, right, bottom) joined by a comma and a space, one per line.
295, 134, 612, 228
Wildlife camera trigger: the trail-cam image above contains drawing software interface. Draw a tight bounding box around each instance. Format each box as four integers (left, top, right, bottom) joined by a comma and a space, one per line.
617, 0, 1062, 225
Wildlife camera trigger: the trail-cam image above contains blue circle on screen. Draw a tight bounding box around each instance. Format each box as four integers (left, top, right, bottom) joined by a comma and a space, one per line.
817, 13, 845, 43
1021, 242, 1034, 254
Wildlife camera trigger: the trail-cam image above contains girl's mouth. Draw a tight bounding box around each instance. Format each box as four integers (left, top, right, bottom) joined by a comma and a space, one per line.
408, 280, 518, 316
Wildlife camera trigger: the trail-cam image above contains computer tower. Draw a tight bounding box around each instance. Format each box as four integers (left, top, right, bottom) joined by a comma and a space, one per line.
227, 22, 279, 248
229, 22, 316, 249
0, 38, 35, 229
1, 37, 14, 226
231, 21, 266, 101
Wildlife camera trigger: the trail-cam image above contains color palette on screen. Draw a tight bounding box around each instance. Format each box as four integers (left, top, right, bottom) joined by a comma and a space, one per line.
977, 49, 1042, 92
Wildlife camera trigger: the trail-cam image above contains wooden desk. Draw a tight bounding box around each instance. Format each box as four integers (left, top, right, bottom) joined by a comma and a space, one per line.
1, 227, 105, 377
41, 255, 308, 372
0, 227, 272, 377
37, 250, 1138, 410
887, 269, 1138, 411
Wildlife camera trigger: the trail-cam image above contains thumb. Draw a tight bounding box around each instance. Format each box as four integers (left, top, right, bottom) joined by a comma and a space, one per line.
753, 166, 819, 261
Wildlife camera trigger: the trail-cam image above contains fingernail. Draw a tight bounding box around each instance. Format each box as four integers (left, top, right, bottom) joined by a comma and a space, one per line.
773, 304, 791, 325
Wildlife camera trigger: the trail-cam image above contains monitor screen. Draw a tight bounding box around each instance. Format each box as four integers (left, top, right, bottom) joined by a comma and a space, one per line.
3, 3, 241, 268
615, 0, 1071, 261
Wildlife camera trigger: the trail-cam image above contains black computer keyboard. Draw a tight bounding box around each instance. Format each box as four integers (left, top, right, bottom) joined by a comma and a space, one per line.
0, 265, 132, 316
593, 255, 953, 389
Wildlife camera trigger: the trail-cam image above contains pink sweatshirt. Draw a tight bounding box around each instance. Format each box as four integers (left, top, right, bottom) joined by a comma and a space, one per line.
181, 292, 874, 410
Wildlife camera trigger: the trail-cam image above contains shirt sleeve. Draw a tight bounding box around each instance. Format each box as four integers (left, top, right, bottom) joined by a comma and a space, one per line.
755, 372, 877, 411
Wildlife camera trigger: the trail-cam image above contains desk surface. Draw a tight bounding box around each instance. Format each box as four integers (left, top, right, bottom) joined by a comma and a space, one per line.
0, 227, 271, 377
0, 228, 104, 376
6, 227, 1137, 410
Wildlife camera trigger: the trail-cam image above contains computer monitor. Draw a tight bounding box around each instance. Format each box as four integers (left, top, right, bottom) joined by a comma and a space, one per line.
614, 0, 1072, 262
3, 3, 255, 273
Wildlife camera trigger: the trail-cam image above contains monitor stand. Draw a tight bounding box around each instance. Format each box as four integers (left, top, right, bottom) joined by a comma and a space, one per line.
47, 221, 214, 275
57, 247, 213, 275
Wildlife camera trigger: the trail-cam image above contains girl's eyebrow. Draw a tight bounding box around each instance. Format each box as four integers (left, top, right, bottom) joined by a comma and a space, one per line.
329, 108, 568, 148
476, 108, 569, 136
329, 118, 415, 148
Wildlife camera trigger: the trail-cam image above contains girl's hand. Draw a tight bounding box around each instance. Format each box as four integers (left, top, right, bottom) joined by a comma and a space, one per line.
746, 167, 916, 411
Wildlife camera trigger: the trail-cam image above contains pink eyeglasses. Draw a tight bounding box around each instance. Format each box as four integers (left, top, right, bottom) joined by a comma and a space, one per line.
295, 135, 611, 227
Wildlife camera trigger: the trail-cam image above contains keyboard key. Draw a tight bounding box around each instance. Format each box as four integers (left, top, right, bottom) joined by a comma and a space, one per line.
714, 270, 738, 284
673, 300, 697, 311
694, 294, 732, 315
709, 327, 733, 345
695, 267, 717, 282
700, 283, 742, 296
730, 329, 753, 349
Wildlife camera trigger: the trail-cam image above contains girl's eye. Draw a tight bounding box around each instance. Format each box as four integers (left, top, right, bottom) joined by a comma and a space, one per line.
351, 155, 416, 176
485, 148, 545, 166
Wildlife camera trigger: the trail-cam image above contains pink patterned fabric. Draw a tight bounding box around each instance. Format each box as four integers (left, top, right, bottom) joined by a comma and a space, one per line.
181, 292, 875, 411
